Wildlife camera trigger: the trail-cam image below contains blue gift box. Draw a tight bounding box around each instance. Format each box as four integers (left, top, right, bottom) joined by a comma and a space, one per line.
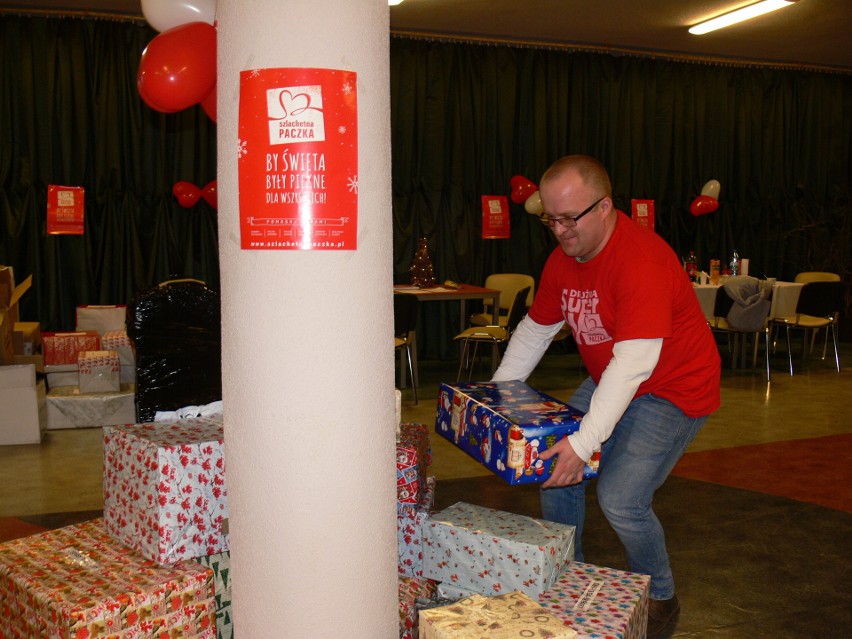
435, 381, 599, 485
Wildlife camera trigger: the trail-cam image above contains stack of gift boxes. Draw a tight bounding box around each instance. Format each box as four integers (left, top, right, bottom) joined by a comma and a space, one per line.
396, 381, 651, 639
42, 305, 138, 430
0, 414, 234, 638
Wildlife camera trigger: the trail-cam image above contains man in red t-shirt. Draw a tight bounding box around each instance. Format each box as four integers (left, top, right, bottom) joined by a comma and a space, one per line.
493, 155, 720, 637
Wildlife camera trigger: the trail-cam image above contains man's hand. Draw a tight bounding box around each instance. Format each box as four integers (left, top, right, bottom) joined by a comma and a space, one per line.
539, 437, 587, 488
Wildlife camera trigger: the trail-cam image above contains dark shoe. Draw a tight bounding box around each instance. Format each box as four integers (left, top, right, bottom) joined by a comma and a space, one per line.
647, 594, 680, 638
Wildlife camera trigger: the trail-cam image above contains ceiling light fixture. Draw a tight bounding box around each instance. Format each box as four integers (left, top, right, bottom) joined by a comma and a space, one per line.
689, 0, 798, 35
389, 0, 405, 5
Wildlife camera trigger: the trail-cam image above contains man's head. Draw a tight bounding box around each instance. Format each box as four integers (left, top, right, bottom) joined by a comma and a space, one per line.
538, 155, 617, 261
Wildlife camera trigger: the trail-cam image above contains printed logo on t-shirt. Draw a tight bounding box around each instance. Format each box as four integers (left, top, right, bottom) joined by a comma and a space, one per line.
561, 288, 612, 346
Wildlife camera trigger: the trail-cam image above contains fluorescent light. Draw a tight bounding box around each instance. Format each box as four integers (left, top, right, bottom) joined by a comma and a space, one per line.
689, 0, 797, 35
389, 0, 405, 5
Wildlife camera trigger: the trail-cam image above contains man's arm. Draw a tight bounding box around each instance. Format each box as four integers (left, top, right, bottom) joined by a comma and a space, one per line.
491, 315, 566, 382
540, 337, 663, 487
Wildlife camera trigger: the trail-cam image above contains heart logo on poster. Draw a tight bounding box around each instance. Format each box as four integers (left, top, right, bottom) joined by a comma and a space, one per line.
278, 90, 312, 117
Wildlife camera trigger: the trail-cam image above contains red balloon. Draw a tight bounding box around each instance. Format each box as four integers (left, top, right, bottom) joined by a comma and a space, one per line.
200, 86, 217, 122
173, 181, 201, 208
689, 195, 719, 216
201, 180, 217, 209
137, 22, 217, 114
510, 175, 538, 204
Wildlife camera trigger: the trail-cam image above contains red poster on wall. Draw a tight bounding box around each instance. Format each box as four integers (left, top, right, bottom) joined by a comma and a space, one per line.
481, 195, 511, 239
630, 199, 655, 231
46, 185, 85, 235
238, 68, 358, 250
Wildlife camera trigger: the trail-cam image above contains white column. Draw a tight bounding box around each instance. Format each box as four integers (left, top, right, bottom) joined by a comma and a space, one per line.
216, 1, 397, 636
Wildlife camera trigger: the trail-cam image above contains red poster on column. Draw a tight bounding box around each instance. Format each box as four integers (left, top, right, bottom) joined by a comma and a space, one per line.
238, 68, 358, 250
46, 185, 85, 235
481, 195, 510, 239
630, 199, 655, 231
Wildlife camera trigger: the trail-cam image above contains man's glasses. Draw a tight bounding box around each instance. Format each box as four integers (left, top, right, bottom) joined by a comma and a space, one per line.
539, 196, 606, 228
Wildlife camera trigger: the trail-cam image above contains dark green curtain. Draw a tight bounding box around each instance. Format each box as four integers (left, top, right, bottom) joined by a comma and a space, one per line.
0, 16, 218, 331
1, 18, 849, 353
390, 38, 851, 356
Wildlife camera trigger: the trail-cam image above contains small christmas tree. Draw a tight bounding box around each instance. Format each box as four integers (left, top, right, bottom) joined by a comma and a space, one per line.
410, 237, 437, 287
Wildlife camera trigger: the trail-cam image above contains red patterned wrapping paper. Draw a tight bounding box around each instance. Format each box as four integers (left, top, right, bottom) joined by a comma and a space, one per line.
398, 576, 437, 638
43, 331, 101, 365
397, 475, 436, 577
539, 562, 650, 639
103, 417, 228, 564
0, 519, 216, 639
101, 330, 133, 349
78, 350, 121, 394
397, 422, 431, 505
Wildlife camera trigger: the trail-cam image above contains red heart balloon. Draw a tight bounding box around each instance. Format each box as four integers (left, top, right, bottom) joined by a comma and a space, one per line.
201, 180, 218, 209
689, 195, 718, 216
137, 22, 216, 114
510, 175, 538, 204
173, 181, 201, 208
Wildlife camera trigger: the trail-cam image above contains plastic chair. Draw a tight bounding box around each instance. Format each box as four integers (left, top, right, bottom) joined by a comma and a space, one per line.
708, 284, 772, 380
393, 293, 419, 404
793, 272, 841, 354
469, 274, 535, 327
454, 286, 530, 381
770, 280, 842, 375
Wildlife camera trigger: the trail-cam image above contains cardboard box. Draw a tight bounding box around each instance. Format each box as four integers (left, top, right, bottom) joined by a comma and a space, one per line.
539, 562, 651, 639
43, 331, 100, 365
78, 350, 121, 394
435, 381, 599, 485
397, 422, 430, 506
0, 364, 46, 445
45, 384, 136, 430
12, 353, 44, 374
419, 591, 577, 639
103, 417, 228, 564
76, 304, 127, 335
12, 321, 41, 355
398, 475, 436, 578
0, 518, 217, 639
0, 269, 32, 366
422, 502, 575, 600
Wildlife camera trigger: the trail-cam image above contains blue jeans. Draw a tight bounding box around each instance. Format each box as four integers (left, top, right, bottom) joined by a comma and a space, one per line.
540, 377, 707, 600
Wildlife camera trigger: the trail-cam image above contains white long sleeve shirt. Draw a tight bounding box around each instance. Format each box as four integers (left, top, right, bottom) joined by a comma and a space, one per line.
492, 315, 662, 461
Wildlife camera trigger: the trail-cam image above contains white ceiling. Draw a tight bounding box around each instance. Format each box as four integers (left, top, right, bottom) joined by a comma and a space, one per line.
1, 0, 850, 71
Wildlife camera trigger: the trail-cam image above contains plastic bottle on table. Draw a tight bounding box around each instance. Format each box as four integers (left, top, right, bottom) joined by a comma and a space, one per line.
730, 249, 740, 276
686, 250, 698, 282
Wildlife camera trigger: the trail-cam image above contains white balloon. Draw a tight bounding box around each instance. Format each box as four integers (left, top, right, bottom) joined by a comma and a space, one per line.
142, 0, 216, 32
701, 179, 721, 199
524, 191, 543, 215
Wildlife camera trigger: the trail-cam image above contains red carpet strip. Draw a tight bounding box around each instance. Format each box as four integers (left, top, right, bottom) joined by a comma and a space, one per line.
672, 433, 852, 513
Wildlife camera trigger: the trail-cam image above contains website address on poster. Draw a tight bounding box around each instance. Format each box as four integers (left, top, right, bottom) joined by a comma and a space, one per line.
248, 240, 348, 248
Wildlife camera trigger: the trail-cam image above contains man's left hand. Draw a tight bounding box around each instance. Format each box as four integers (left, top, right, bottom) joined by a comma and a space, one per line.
539, 438, 587, 488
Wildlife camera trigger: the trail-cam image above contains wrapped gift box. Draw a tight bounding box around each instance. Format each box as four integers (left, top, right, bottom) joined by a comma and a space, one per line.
422, 502, 575, 599
78, 350, 121, 394
539, 562, 651, 639
76, 304, 128, 335
0, 518, 217, 639
398, 475, 436, 578
435, 381, 599, 485
103, 416, 228, 564
397, 422, 431, 505
195, 550, 234, 639
101, 329, 136, 367
45, 383, 136, 429
45, 363, 80, 388
419, 591, 577, 639
43, 330, 101, 365
398, 576, 437, 639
